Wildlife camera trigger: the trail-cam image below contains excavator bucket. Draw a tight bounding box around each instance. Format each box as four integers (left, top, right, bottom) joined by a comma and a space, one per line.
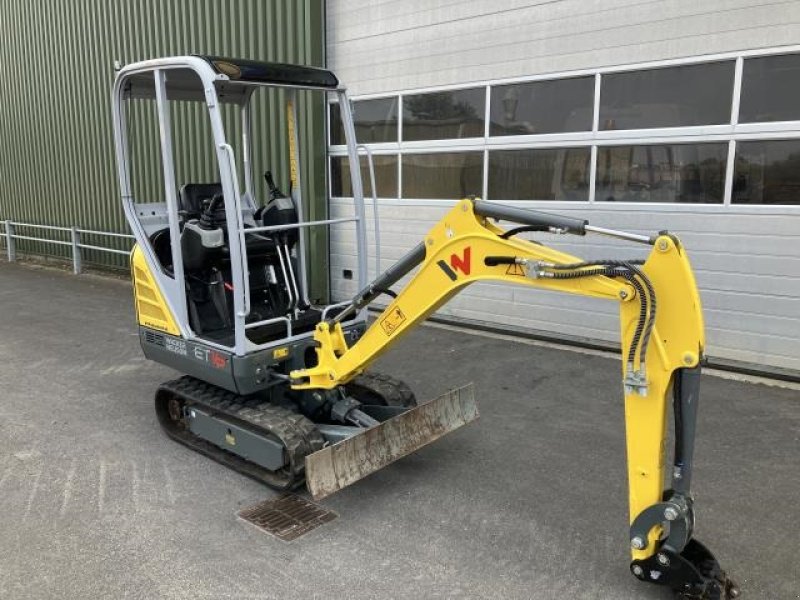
305, 384, 478, 499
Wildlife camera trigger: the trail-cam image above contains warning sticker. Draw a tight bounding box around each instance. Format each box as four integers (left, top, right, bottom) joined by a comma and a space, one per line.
380, 307, 407, 336
505, 263, 525, 276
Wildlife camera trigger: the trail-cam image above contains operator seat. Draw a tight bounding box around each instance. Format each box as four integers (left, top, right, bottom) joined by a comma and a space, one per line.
179, 183, 222, 219
178, 182, 283, 258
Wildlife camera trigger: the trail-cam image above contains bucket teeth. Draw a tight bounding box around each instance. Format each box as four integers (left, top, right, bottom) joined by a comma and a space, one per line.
676, 539, 739, 600
305, 384, 478, 499
631, 538, 738, 600
675, 561, 739, 600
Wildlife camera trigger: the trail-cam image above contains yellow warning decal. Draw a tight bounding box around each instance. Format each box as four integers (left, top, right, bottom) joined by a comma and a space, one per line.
225, 431, 236, 446
273, 347, 290, 360
505, 262, 525, 276
380, 307, 406, 336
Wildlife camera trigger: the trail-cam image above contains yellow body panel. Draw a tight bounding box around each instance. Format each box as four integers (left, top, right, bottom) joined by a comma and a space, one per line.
290, 199, 706, 561
130, 244, 180, 335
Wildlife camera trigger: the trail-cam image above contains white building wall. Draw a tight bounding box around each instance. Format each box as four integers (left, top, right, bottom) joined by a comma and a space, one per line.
325, 0, 800, 372
327, 0, 800, 96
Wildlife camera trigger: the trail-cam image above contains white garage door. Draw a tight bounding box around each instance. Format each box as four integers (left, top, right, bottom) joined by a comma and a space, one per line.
326, 3, 800, 373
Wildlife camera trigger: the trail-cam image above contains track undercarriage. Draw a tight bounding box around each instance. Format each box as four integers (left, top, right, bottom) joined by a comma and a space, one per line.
154, 372, 421, 491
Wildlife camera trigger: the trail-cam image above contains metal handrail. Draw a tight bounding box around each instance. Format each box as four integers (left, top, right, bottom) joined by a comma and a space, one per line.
11, 234, 72, 246
0, 219, 134, 274
11, 222, 73, 233
321, 300, 352, 321
75, 228, 135, 239
219, 142, 250, 326
243, 216, 358, 235
357, 144, 381, 279
244, 315, 292, 344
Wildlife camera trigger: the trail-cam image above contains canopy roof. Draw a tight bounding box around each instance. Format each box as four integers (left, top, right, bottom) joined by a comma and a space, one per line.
119, 55, 339, 103
199, 55, 338, 88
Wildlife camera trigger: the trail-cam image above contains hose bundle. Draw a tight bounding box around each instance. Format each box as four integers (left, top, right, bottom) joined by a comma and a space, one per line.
545, 260, 655, 369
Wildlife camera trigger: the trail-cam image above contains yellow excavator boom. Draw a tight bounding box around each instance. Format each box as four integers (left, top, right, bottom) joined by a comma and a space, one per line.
291, 198, 736, 599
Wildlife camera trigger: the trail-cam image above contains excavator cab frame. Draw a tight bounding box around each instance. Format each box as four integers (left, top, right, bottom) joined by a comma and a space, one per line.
112, 55, 371, 376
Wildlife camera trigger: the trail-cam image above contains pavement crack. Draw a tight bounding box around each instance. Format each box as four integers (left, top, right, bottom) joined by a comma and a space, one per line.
60, 457, 78, 516
0, 461, 14, 492
98, 459, 107, 514
161, 456, 177, 505
23, 465, 43, 522
131, 459, 141, 511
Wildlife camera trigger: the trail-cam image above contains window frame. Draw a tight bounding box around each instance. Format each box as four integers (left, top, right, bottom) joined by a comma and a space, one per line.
328, 44, 800, 212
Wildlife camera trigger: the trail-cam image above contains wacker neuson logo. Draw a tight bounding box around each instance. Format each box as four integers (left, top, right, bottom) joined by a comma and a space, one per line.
436, 246, 471, 281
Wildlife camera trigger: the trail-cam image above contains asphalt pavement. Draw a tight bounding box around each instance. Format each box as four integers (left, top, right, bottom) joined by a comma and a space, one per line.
0, 260, 798, 599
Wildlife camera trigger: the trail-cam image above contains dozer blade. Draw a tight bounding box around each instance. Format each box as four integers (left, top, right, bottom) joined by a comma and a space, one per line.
305, 384, 478, 500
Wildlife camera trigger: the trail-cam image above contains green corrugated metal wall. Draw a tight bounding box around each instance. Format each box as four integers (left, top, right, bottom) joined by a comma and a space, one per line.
0, 0, 329, 299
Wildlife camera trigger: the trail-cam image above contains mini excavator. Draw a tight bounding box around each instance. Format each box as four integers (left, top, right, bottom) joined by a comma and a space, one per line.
112, 56, 738, 598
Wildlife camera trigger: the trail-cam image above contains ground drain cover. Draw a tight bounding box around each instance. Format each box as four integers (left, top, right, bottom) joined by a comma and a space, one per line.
237, 493, 337, 541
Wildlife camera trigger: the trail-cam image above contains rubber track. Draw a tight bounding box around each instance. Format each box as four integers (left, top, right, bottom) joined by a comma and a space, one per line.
156, 376, 324, 491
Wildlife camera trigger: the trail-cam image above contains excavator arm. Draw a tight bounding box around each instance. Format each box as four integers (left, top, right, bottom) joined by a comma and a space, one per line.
291, 198, 737, 599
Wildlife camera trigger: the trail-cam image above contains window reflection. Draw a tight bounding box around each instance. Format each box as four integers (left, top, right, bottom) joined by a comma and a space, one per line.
330, 155, 398, 198
402, 89, 485, 141
600, 62, 734, 130
330, 98, 399, 145
490, 77, 594, 136
402, 153, 483, 199
488, 148, 590, 200
330, 103, 344, 145
740, 54, 800, 123
596, 144, 726, 203
732, 140, 800, 205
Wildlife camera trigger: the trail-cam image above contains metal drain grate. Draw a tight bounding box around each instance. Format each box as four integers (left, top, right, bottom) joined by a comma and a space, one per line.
237, 493, 337, 541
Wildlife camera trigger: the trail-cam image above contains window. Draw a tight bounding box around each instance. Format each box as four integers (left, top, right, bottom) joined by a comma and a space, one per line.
402, 152, 483, 199
732, 140, 800, 205
490, 77, 594, 136
329, 103, 344, 145
330, 50, 800, 206
330, 155, 398, 198
599, 62, 735, 130
596, 143, 727, 203
488, 148, 590, 201
403, 89, 485, 141
330, 98, 399, 145
740, 54, 800, 123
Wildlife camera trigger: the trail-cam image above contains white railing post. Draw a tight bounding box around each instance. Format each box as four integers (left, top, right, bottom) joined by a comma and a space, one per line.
70, 226, 82, 274
6, 222, 15, 262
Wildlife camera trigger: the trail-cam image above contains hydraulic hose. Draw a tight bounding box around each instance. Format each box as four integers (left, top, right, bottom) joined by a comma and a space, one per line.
545, 260, 655, 369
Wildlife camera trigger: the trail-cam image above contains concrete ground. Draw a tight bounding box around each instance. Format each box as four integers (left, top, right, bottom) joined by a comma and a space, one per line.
0, 260, 798, 600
